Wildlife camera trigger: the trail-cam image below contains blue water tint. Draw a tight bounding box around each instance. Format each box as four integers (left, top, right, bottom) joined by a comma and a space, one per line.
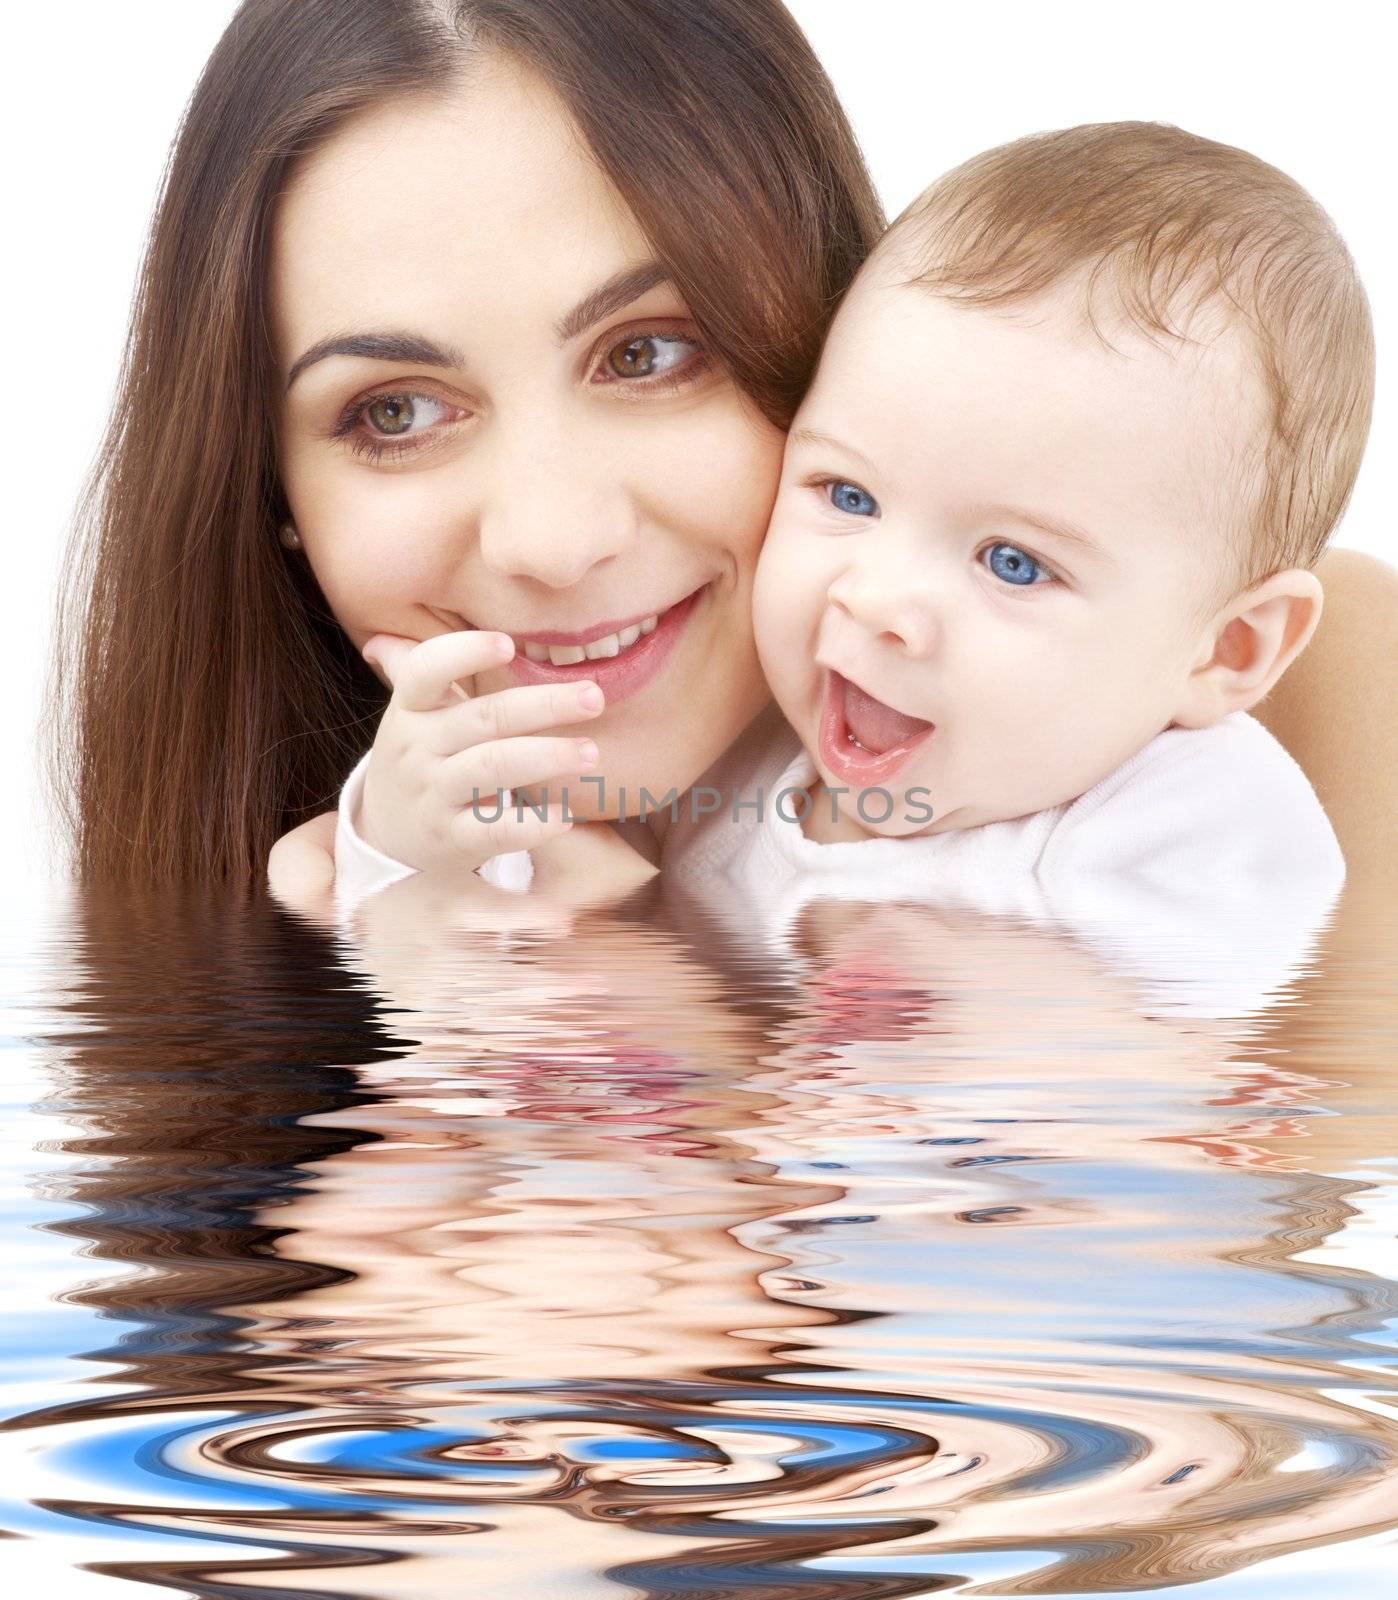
0, 1307, 112, 1370
812, 1533, 1398, 1598
46, 1414, 336, 1510
291, 1423, 555, 1478
7, 1409, 471, 1549
571, 1435, 698, 1461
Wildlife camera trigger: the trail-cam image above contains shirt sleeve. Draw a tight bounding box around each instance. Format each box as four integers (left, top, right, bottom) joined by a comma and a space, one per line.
477, 845, 535, 892
333, 748, 419, 922
333, 749, 535, 920
1035, 714, 1345, 1016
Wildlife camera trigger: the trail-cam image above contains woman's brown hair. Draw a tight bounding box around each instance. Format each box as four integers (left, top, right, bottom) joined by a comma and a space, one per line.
43, 0, 883, 886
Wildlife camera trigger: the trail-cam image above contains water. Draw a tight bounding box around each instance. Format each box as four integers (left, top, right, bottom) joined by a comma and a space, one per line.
2, 873, 1395, 1596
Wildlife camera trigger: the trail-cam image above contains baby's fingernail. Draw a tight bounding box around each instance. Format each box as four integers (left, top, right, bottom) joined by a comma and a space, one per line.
575, 739, 599, 766
578, 684, 604, 711
493, 634, 514, 658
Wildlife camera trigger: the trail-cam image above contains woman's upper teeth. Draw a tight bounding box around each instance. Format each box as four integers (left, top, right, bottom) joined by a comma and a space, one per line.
521, 612, 660, 665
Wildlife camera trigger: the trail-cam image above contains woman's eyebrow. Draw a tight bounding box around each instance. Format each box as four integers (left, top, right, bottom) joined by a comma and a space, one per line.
284, 262, 672, 394
285, 331, 464, 394
554, 261, 671, 342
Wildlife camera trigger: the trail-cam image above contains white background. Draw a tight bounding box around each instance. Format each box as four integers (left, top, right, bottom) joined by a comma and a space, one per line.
6, 1, 1391, 880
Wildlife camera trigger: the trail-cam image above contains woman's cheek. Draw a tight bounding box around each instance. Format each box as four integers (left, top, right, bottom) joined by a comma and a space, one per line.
730, 410, 788, 557
294, 466, 459, 635
750, 529, 789, 655
753, 533, 823, 704
637, 397, 784, 567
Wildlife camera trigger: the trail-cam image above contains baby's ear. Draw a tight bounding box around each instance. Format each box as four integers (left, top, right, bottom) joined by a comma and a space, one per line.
1172, 568, 1323, 730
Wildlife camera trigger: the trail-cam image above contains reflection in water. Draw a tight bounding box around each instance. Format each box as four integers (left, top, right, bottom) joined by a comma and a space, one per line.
1, 875, 1395, 1597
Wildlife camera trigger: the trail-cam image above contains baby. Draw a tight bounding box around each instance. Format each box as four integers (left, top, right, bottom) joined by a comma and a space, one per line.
310, 121, 1372, 918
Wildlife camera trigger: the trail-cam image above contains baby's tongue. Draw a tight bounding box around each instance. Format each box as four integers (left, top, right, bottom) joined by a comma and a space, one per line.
843, 678, 933, 754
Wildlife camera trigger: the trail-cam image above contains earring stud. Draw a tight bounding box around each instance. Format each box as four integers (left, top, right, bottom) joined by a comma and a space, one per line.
279, 521, 302, 550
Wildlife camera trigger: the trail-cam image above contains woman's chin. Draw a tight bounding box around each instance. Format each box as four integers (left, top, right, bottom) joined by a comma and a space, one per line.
563, 774, 676, 827
524, 689, 769, 827
518, 775, 656, 827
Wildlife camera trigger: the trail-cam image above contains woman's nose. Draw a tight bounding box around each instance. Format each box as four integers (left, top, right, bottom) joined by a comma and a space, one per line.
827, 564, 940, 658
476, 435, 636, 588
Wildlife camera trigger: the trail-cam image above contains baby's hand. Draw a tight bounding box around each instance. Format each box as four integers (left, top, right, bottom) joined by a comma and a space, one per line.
356, 629, 604, 872
266, 809, 337, 915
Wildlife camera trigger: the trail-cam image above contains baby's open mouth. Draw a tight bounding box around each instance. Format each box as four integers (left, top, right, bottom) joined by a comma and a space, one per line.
842, 675, 935, 756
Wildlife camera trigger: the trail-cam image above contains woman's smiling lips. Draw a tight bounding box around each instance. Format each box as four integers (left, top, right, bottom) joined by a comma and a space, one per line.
469, 582, 708, 705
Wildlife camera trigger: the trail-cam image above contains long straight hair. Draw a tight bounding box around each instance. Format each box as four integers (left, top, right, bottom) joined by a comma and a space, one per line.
43, 0, 883, 886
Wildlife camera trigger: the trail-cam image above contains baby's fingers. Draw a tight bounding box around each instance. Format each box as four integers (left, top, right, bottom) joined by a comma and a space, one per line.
435, 679, 604, 753
375, 629, 516, 712
440, 734, 599, 808
448, 789, 578, 862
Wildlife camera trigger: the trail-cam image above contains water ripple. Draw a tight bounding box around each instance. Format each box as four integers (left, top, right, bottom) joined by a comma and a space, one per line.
0, 882, 1394, 1596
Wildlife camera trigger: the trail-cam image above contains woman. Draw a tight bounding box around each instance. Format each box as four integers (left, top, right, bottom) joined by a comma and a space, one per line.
43, 0, 1395, 892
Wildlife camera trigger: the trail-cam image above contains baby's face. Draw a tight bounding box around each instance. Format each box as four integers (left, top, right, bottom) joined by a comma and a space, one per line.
753, 258, 1259, 837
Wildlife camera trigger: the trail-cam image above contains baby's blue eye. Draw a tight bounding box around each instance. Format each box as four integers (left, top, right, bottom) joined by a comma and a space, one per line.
983, 542, 1051, 586
827, 480, 879, 518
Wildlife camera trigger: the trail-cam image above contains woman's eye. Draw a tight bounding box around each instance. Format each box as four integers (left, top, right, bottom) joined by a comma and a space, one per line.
333, 392, 460, 462
981, 541, 1054, 586
825, 479, 879, 518
594, 331, 707, 390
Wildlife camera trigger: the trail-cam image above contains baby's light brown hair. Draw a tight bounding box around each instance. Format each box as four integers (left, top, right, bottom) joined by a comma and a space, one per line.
886, 122, 1374, 595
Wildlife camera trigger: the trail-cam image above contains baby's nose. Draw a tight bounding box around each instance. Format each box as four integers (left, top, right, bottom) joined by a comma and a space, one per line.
827, 568, 938, 658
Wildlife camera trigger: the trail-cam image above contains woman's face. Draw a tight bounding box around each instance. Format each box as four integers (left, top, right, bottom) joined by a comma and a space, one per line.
269, 54, 783, 820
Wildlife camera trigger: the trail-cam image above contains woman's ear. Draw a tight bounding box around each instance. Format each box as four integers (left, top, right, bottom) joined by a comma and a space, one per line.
1172, 568, 1324, 730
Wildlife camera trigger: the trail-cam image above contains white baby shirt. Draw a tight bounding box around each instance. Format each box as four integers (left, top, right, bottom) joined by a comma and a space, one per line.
665, 710, 1345, 1019
332, 706, 1344, 1016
